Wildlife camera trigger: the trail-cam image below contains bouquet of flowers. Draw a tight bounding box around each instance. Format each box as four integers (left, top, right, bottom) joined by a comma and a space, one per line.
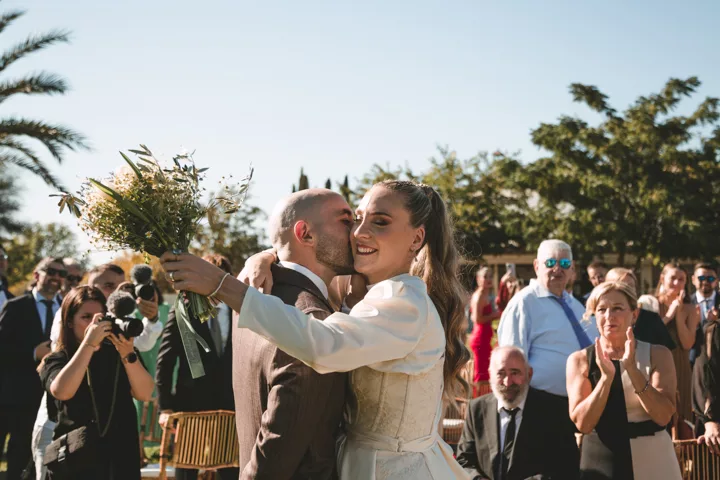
55, 145, 252, 378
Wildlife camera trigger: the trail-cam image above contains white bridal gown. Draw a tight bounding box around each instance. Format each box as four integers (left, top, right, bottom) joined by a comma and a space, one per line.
237, 273, 469, 480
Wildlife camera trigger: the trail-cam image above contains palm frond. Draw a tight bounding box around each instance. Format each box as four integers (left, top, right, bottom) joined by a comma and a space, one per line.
0, 10, 24, 36
0, 30, 70, 74
0, 152, 65, 190
0, 118, 89, 162
0, 72, 68, 103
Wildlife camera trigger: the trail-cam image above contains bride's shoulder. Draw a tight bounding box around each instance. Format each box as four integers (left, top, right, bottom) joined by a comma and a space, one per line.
367, 274, 427, 298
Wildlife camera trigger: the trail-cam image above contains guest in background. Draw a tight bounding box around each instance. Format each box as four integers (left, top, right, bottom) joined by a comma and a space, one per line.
0, 257, 65, 480
60, 257, 85, 300
638, 263, 700, 423
567, 281, 679, 479
155, 254, 237, 480
496, 264, 519, 313
468, 266, 501, 391
690, 262, 719, 367
456, 346, 575, 479
498, 239, 599, 478
0, 245, 12, 311
605, 268, 676, 350
40, 285, 153, 479
693, 299, 720, 455
581, 260, 609, 305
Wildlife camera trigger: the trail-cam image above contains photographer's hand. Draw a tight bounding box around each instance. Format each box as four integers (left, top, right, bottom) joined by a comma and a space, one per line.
137, 292, 159, 322
82, 314, 113, 351
109, 333, 135, 358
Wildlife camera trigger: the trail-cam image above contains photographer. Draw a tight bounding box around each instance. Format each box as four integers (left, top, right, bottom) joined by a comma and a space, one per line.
40, 285, 154, 479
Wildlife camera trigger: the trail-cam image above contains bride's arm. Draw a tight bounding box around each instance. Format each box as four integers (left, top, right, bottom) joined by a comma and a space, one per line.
161, 253, 429, 374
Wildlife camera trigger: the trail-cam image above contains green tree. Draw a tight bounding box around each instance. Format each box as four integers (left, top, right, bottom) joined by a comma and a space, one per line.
354, 147, 528, 259
524, 76, 720, 266
0, 165, 23, 238
192, 192, 267, 276
5, 222, 83, 288
0, 7, 89, 190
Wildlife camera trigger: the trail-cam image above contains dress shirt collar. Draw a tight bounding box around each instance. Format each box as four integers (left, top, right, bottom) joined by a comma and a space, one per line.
696, 290, 717, 304
32, 287, 59, 306
496, 388, 529, 414
278, 261, 329, 300
529, 278, 571, 301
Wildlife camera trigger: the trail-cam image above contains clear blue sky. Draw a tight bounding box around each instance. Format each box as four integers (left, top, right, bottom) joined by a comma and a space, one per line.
4, 0, 720, 263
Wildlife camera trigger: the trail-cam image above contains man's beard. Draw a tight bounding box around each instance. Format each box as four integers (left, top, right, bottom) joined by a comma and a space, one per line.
316, 234, 355, 276
701, 284, 715, 295
491, 381, 530, 409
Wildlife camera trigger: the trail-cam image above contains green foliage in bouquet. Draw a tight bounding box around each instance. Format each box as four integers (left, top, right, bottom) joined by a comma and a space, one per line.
53, 145, 253, 378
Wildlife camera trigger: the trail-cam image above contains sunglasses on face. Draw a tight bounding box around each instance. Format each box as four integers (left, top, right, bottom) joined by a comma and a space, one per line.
66, 275, 83, 283
698, 276, 717, 283
544, 258, 572, 270
43, 268, 68, 278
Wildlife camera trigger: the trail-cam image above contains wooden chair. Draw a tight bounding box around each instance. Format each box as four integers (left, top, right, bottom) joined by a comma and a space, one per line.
674, 439, 720, 479
158, 410, 239, 480
441, 397, 469, 447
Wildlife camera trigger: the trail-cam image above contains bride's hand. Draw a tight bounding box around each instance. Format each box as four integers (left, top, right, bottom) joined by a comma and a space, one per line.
237, 250, 276, 293
160, 252, 226, 296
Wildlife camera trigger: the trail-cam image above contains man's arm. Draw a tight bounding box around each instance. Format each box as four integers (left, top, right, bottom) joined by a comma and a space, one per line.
134, 316, 164, 352
155, 309, 181, 412
455, 402, 489, 479
244, 308, 345, 479
497, 296, 530, 350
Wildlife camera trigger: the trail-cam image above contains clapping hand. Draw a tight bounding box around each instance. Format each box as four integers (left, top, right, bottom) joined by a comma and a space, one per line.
595, 337, 616, 379
698, 421, 720, 455
708, 307, 719, 324
621, 327, 636, 370
665, 290, 685, 321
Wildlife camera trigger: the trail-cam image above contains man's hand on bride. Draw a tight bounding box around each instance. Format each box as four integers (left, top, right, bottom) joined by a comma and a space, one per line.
160, 252, 226, 296
238, 249, 276, 293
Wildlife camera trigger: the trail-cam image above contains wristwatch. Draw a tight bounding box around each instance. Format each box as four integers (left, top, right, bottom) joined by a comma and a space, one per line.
122, 352, 138, 364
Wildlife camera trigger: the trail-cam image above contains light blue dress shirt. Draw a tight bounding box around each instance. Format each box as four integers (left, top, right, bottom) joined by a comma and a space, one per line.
497, 279, 599, 396
32, 288, 60, 333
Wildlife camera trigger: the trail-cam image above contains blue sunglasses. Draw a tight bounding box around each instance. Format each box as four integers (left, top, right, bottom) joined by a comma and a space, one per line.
544, 258, 572, 270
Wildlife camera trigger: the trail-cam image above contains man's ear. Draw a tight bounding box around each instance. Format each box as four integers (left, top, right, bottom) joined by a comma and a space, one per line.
527, 366, 533, 382
293, 220, 314, 246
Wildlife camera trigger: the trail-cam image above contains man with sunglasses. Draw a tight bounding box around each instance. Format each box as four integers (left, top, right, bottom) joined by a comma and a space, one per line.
690, 263, 720, 367
58, 257, 85, 300
498, 239, 599, 478
0, 257, 66, 479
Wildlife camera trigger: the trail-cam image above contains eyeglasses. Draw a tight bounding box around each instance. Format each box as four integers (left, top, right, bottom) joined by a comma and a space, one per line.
66, 275, 83, 283
544, 258, 572, 270
43, 268, 68, 278
698, 275, 717, 283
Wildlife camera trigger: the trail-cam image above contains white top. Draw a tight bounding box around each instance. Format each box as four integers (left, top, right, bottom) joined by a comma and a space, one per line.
497, 279, 599, 396
497, 392, 527, 449
278, 261, 329, 300
215, 302, 231, 348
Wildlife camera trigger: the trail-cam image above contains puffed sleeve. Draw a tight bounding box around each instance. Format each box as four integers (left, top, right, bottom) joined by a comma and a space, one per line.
237, 276, 431, 374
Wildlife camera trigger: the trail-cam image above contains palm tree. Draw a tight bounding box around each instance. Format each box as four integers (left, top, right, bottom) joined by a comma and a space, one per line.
0, 6, 89, 191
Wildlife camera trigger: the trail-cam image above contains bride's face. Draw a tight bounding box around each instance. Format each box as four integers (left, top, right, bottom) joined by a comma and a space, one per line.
352, 186, 425, 285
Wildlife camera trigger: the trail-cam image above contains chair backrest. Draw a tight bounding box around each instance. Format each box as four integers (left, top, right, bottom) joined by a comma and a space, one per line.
158, 410, 239, 480
674, 439, 720, 479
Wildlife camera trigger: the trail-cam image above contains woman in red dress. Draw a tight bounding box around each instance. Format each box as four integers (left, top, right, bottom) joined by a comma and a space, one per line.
468, 266, 501, 393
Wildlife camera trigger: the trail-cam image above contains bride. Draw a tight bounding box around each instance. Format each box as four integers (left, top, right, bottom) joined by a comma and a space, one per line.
160, 180, 471, 479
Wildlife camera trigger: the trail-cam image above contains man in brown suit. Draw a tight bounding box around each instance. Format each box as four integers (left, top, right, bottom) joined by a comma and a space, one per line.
233, 189, 355, 479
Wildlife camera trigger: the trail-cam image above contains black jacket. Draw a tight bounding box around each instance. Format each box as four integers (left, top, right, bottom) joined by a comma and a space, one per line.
0, 293, 49, 407
456, 387, 574, 480
155, 305, 234, 412
691, 292, 720, 365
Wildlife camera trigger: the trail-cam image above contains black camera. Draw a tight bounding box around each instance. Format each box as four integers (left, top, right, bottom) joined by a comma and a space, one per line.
102, 290, 144, 341
129, 264, 156, 301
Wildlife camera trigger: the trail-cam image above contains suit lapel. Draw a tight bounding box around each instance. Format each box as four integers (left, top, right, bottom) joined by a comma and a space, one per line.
271, 264, 335, 313
483, 396, 499, 480
24, 294, 43, 338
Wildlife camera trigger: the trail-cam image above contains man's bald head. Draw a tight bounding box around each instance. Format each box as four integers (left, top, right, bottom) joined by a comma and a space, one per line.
269, 189, 348, 247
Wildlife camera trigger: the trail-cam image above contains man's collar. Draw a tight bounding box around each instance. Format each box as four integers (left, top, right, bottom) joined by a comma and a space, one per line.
278, 261, 329, 300
496, 388, 529, 414
32, 287, 58, 304
697, 290, 717, 303
529, 278, 569, 300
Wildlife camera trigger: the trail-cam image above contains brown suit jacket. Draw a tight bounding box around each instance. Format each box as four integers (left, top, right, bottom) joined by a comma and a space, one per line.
233, 264, 347, 480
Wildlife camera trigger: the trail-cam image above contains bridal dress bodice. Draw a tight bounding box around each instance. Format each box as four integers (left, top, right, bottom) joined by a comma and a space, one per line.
238, 274, 469, 479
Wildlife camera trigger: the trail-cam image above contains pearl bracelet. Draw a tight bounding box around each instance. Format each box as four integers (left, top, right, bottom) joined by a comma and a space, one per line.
209, 272, 231, 299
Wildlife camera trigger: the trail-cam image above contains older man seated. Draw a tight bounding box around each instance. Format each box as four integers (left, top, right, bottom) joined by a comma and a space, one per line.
456, 346, 575, 480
